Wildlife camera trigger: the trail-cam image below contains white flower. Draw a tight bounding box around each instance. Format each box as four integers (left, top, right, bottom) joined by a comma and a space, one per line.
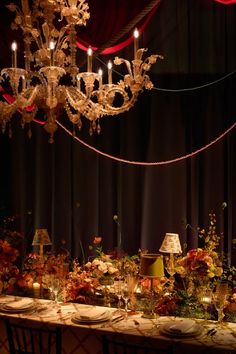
85, 262, 92, 268
98, 263, 108, 273
107, 266, 118, 275
92, 259, 101, 266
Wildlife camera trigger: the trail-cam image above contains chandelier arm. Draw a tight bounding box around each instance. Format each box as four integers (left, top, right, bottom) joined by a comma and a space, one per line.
15, 86, 39, 109
101, 93, 139, 116
65, 87, 102, 121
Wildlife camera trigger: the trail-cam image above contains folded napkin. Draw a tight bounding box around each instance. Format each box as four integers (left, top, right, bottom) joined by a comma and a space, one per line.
169, 319, 195, 334
4, 298, 34, 310
77, 307, 108, 320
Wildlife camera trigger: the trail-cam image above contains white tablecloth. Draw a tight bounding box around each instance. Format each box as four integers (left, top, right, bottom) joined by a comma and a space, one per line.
0, 296, 235, 354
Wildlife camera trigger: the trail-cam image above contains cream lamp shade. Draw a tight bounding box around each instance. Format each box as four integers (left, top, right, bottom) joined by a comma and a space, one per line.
159, 233, 182, 254
140, 253, 164, 278
32, 229, 52, 256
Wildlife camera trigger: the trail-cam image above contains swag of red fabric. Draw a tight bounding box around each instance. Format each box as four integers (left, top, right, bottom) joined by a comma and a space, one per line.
76, 0, 160, 55
214, 0, 236, 3
76, 0, 236, 55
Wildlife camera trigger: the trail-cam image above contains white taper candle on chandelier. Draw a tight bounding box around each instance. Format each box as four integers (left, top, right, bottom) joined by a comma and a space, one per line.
108, 61, 112, 85
11, 41, 17, 68
134, 28, 139, 60
98, 68, 103, 89
49, 41, 55, 66
87, 46, 93, 72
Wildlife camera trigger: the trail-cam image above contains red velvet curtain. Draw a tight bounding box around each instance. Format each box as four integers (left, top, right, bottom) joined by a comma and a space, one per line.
76, 0, 160, 54
77, 0, 236, 54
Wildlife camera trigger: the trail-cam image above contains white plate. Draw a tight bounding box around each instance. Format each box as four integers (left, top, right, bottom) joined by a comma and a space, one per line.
0, 296, 16, 304
0, 304, 36, 313
160, 321, 203, 338
72, 313, 110, 324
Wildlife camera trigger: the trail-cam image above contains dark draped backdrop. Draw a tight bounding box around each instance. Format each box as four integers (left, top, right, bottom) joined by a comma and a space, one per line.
0, 0, 236, 265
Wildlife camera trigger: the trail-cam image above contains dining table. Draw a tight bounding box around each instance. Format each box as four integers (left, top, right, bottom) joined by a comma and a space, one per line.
0, 295, 235, 354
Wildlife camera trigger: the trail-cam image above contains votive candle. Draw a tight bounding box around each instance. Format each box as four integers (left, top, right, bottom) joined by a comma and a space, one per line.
33, 282, 40, 297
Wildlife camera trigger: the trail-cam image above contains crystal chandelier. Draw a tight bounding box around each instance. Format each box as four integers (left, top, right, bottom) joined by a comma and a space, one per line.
0, 0, 162, 143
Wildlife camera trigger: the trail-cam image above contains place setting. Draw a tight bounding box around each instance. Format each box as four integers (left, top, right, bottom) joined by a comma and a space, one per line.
159, 319, 204, 338
71, 307, 112, 325
0, 297, 36, 314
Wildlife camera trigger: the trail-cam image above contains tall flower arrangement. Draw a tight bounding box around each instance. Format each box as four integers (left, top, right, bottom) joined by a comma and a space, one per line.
176, 212, 223, 282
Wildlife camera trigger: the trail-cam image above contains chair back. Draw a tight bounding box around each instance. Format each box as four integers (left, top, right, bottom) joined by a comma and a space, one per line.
4, 319, 62, 354
102, 335, 174, 354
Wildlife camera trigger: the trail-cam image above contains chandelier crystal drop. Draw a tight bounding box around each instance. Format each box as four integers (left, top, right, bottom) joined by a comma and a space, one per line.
0, 0, 162, 143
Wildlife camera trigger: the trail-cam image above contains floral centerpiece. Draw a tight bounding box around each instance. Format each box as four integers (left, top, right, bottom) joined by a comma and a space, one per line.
155, 212, 226, 319
84, 257, 118, 285
0, 239, 20, 294
63, 259, 99, 303
17, 252, 69, 290
176, 212, 223, 293
0, 216, 22, 294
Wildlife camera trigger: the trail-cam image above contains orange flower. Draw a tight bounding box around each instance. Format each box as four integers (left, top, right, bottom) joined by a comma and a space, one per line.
93, 236, 102, 245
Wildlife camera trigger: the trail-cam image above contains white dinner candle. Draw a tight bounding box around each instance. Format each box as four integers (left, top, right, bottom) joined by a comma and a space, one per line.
107, 61, 112, 85
98, 68, 103, 89
87, 46, 93, 72
133, 28, 139, 60
11, 41, 17, 68
49, 41, 55, 66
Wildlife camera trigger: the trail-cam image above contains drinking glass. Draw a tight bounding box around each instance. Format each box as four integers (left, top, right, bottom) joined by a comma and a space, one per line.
51, 277, 60, 307
113, 280, 123, 312
198, 289, 212, 321
213, 282, 228, 325
121, 283, 130, 319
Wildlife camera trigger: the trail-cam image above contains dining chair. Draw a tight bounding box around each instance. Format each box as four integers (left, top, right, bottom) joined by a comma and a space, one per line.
4, 318, 62, 354
102, 335, 174, 354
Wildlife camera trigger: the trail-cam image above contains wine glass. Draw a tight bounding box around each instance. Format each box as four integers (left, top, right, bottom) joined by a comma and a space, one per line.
121, 282, 130, 320
198, 289, 212, 321
51, 277, 60, 307
213, 282, 228, 325
113, 280, 123, 312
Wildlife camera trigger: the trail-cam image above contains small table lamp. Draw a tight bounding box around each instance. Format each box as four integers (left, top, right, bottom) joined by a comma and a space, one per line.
140, 253, 164, 318
32, 229, 52, 257
159, 233, 182, 285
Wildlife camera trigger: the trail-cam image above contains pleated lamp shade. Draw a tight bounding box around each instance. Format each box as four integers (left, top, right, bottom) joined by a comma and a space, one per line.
32, 229, 52, 256
159, 233, 182, 254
